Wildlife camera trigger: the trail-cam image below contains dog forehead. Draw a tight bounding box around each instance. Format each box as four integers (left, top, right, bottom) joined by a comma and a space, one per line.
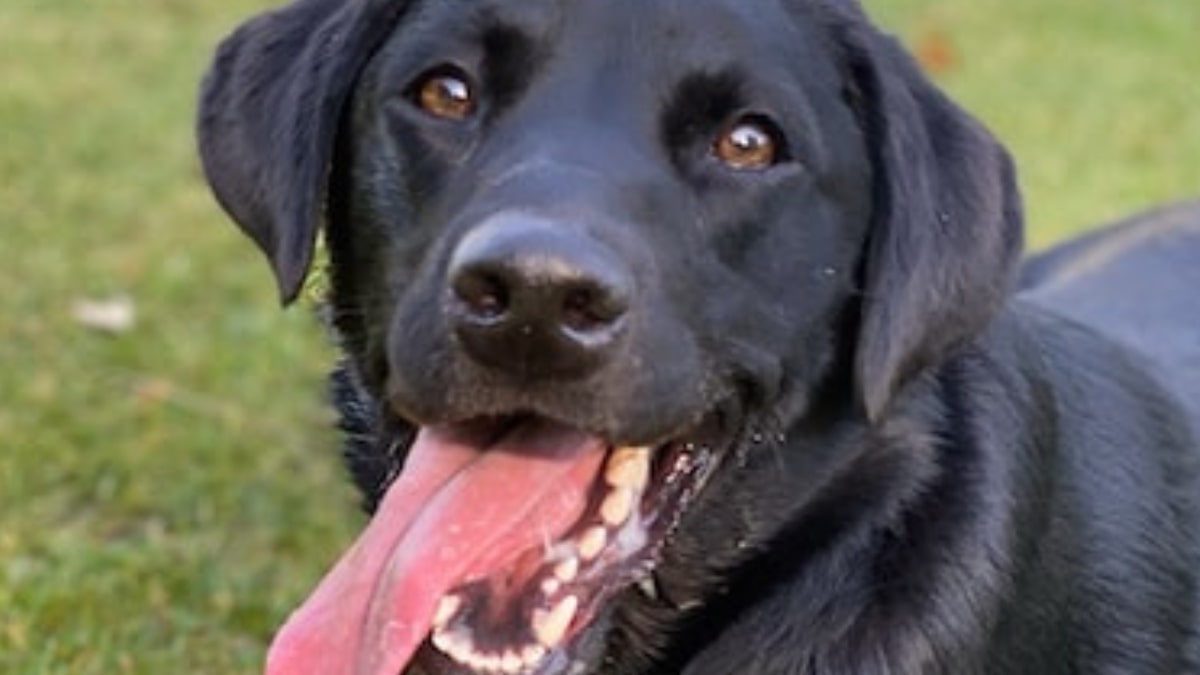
394, 0, 843, 77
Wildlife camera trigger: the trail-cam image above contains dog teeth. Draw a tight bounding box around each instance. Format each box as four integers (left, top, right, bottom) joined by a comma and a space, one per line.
466, 652, 489, 671
431, 628, 471, 660
636, 575, 659, 600
433, 594, 462, 629
431, 629, 453, 654
432, 625, 551, 673
532, 595, 578, 648
600, 487, 636, 526
577, 526, 607, 561
523, 645, 547, 666
502, 650, 523, 673
428, 446, 657, 673
605, 446, 651, 489
554, 556, 579, 583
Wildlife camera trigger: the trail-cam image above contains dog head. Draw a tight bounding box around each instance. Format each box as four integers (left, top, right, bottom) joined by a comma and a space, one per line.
199, 0, 1021, 672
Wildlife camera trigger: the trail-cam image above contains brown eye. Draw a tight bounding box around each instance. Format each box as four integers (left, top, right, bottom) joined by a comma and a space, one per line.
713, 117, 783, 170
413, 69, 476, 120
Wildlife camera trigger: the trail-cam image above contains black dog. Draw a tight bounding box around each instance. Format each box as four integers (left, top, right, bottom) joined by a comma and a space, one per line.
1020, 200, 1200, 423
198, 0, 1200, 673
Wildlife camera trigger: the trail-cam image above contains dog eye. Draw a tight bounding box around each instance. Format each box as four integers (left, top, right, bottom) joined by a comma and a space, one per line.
410, 67, 477, 121
712, 116, 785, 171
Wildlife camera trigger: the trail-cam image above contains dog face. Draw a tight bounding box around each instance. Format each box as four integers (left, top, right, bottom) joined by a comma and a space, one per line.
199, 0, 1021, 672
334, 0, 873, 448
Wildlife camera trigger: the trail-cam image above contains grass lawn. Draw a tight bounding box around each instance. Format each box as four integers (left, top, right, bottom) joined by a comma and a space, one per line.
1, 0, 1197, 672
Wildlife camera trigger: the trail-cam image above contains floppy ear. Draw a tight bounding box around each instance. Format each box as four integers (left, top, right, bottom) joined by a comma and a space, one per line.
843, 21, 1024, 421
197, 0, 414, 303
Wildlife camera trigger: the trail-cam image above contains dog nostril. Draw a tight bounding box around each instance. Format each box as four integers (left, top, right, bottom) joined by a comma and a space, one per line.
561, 284, 627, 334
453, 269, 510, 321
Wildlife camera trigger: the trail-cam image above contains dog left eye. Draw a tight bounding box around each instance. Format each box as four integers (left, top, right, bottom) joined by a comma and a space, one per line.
712, 116, 786, 171
409, 67, 477, 121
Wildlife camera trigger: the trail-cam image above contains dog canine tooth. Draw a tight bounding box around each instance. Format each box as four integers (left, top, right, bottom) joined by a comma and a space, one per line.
554, 556, 580, 582
433, 594, 462, 629
605, 446, 651, 489
432, 628, 473, 663
541, 578, 562, 596
600, 487, 635, 526
577, 526, 608, 560
636, 575, 659, 600
532, 595, 579, 648
431, 629, 454, 654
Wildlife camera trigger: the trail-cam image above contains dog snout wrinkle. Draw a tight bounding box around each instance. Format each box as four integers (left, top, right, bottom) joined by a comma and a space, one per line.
448, 215, 633, 380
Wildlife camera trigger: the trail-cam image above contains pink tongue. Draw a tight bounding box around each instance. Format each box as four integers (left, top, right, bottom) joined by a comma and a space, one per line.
265, 422, 608, 675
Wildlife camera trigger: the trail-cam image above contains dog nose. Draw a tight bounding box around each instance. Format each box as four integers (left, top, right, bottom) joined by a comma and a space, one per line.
447, 215, 632, 379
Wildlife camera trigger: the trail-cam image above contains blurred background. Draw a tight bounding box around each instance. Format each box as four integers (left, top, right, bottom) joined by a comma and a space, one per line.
1, 0, 1197, 672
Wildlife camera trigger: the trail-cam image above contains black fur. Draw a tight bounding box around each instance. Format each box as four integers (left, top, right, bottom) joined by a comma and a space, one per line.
199, 0, 1200, 672
1020, 200, 1200, 424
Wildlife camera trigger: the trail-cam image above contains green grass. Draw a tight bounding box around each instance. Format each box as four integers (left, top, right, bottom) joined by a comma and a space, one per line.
871, 0, 1200, 246
1, 0, 1196, 672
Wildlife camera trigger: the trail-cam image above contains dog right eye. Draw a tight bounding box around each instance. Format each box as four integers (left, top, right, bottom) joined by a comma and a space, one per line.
712, 115, 787, 171
408, 66, 477, 121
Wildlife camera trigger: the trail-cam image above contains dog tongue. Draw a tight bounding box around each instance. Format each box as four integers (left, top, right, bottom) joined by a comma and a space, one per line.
265, 421, 608, 675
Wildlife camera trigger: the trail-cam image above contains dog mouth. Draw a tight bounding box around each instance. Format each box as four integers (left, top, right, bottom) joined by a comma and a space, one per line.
266, 412, 722, 675
417, 415, 716, 674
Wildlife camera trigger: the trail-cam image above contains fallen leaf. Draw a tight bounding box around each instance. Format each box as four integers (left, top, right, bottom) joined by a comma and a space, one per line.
915, 27, 959, 75
73, 295, 136, 334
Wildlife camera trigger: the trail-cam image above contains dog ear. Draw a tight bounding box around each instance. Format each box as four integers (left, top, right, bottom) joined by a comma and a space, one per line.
843, 22, 1024, 421
197, 0, 413, 304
